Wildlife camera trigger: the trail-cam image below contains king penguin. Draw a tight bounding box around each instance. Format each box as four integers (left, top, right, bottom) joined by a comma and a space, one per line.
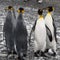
29, 9, 47, 57
15, 7, 28, 60
45, 6, 57, 56
3, 6, 17, 55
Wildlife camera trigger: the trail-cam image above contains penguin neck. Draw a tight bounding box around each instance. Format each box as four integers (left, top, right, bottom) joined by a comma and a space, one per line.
8, 10, 16, 19
39, 15, 43, 20
18, 13, 23, 20
7, 11, 12, 18
47, 12, 51, 15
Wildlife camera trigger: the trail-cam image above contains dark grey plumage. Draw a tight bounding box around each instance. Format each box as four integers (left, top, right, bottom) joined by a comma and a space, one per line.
3, 6, 16, 53
15, 8, 28, 60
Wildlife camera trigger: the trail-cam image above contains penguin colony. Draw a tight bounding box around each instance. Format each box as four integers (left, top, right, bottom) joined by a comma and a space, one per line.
3, 6, 57, 60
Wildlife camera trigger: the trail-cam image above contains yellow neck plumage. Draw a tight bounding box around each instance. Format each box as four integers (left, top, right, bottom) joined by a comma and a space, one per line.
39, 15, 43, 19
17, 10, 24, 14
47, 12, 51, 15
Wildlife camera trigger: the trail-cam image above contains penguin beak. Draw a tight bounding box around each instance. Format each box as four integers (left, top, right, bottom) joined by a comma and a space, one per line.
53, 7, 54, 10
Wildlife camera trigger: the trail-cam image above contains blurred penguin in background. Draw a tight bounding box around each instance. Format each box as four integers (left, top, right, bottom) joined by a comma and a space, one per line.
3, 6, 17, 56
45, 6, 57, 56
24, 0, 29, 2
36, 0, 43, 3
29, 9, 47, 57
15, 7, 28, 60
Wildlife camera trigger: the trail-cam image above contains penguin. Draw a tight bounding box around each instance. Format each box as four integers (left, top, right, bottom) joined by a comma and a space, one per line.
24, 0, 29, 2
3, 6, 17, 55
29, 9, 47, 57
36, 0, 43, 3
44, 6, 57, 56
15, 7, 28, 60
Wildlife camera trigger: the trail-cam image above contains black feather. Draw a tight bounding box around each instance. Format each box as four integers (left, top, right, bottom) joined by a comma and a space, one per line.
46, 25, 52, 42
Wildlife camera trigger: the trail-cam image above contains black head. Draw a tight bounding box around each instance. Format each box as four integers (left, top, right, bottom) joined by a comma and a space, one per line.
8, 6, 13, 9
17, 7, 24, 13
5, 6, 14, 11
47, 6, 54, 12
38, 9, 43, 15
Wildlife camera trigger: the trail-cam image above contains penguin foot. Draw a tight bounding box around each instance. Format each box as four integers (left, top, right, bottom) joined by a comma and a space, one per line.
48, 49, 56, 57
44, 49, 49, 53
8, 51, 12, 55
8, 50, 17, 58
13, 51, 17, 55
49, 52, 56, 57
16, 56, 25, 60
23, 54, 27, 57
7, 51, 13, 58
40, 51, 48, 57
34, 50, 40, 57
16, 56, 20, 60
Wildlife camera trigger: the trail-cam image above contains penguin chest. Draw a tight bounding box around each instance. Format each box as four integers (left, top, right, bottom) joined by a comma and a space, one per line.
35, 20, 46, 45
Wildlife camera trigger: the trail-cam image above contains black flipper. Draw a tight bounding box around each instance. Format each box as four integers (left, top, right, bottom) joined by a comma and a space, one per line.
52, 18, 57, 42
29, 20, 37, 45
46, 25, 52, 42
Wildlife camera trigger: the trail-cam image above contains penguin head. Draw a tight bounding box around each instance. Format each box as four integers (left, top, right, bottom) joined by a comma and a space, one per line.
38, 9, 43, 18
38, 9, 43, 15
47, 6, 54, 12
17, 7, 24, 14
5, 6, 14, 11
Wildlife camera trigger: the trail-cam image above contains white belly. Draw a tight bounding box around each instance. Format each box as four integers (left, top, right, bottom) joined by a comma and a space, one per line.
34, 20, 46, 51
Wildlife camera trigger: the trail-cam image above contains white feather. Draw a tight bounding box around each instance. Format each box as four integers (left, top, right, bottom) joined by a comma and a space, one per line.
34, 18, 46, 52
